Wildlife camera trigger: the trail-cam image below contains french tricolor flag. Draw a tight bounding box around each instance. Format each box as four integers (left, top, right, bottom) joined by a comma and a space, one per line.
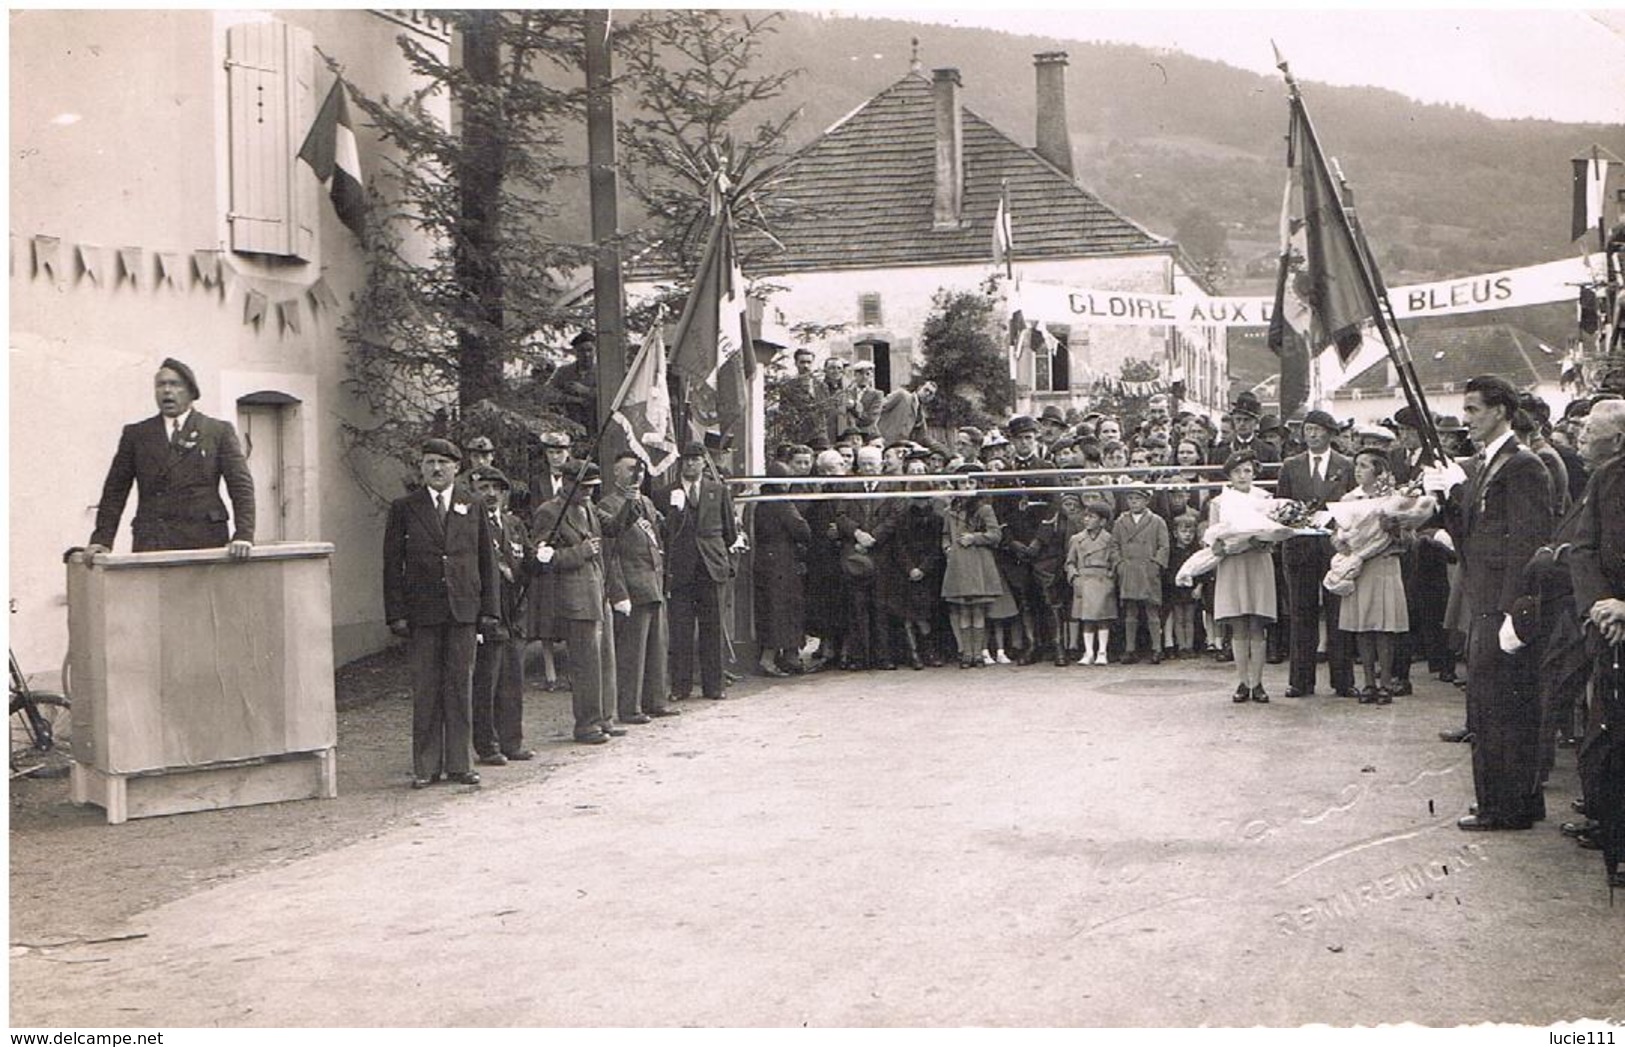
299, 79, 366, 242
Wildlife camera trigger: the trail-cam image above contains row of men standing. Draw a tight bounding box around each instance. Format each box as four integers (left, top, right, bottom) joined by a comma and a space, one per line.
382, 437, 736, 788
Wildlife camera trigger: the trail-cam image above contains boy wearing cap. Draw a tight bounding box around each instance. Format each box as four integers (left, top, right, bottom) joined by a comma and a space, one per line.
88, 357, 256, 558
1112, 485, 1169, 664
842, 360, 884, 437
384, 440, 501, 786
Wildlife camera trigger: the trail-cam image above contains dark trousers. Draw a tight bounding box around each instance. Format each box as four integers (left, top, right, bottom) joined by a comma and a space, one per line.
614, 601, 670, 717
1268, 554, 1291, 660
1466, 614, 1544, 823
669, 576, 724, 698
410, 622, 477, 779
1537, 603, 1591, 780
844, 579, 889, 667
1284, 550, 1354, 693
472, 626, 525, 757
562, 615, 616, 738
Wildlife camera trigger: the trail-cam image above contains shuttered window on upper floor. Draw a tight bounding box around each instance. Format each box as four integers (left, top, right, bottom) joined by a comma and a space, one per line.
226, 20, 317, 260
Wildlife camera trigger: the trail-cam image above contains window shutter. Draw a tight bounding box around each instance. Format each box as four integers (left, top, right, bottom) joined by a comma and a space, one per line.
226, 20, 316, 259
1051, 335, 1070, 391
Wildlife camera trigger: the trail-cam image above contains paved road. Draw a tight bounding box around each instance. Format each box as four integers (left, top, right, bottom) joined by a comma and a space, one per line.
10, 660, 1623, 1026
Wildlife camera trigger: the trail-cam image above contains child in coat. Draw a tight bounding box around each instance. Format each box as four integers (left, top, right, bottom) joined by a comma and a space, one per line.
1066, 502, 1119, 665
1112, 486, 1170, 664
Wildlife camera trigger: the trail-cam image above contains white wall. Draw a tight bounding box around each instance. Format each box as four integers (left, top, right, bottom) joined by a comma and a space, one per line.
9, 10, 449, 675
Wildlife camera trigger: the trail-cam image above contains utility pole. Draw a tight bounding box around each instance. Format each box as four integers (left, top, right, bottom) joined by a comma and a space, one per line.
586, 10, 627, 467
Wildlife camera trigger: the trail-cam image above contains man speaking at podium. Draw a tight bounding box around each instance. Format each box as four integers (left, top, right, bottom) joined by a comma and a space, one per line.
85, 357, 256, 559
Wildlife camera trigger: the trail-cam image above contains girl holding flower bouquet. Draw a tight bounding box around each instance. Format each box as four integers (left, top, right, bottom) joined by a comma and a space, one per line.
1332, 450, 1413, 703
1210, 450, 1279, 703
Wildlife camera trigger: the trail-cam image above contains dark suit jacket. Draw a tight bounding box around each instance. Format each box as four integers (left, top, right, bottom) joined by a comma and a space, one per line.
91, 411, 256, 552
383, 484, 499, 627
842, 385, 884, 436
483, 509, 530, 630
1444, 435, 1554, 618
1275, 449, 1355, 567
662, 478, 736, 585
598, 489, 666, 606
532, 495, 620, 620
1569, 453, 1625, 616
1208, 436, 1281, 468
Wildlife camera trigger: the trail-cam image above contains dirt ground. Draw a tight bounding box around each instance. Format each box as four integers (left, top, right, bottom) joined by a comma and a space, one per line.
9, 646, 1624, 1027
7, 640, 669, 946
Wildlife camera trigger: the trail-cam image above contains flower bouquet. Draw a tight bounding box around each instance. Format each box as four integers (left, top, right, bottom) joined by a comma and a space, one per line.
1321, 487, 1437, 596
1174, 496, 1303, 587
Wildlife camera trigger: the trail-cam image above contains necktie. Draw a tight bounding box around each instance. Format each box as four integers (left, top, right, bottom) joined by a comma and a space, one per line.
169, 419, 183, 447
1311, 456, 1322, 483
438, 492, 450, 519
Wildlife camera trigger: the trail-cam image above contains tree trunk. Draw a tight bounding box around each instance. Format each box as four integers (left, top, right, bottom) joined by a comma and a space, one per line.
455, 11, 506, 409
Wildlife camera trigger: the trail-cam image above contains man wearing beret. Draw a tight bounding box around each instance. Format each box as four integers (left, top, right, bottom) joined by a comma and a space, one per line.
1276, 409, 1357, 698
87, 357, 256, 559
384, 439, 500, 787
663, 443, 738, 700
546, 331, 599, 432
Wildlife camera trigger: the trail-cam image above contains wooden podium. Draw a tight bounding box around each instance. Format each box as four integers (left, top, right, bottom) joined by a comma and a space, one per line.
65, 544, 338, 824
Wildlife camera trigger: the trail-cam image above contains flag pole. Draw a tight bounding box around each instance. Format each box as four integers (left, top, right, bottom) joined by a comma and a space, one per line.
1276, 46, 1447, 464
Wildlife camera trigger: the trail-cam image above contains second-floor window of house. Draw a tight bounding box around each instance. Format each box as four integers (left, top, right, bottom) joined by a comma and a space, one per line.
226, 19, 317, 260
858, 293, 883, 328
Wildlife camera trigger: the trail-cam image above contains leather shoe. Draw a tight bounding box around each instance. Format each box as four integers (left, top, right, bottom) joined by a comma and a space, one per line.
410, 775, 437, 790
574, 732, 609, 745
1576, 832, 1602, 850
1562, 819, 1600, 838
1251, 684, 1269, 703
647, 706, 681, 717
1285, 686, 1314, 698
1457, 814, 1531, 831
758, 664, 790, 678
601, 725, 629, 737
703, 693, 727, 701
446, 771, 482, 786
1335, 687, 1360, 699
1438, 726, 1472, 743
1437, 668, 1457, 683
620, 714, 652, 725
1150, 651, 1164, 665
476, 752, 508, 766
502, 749, 536, 761
1391, 680, 1413, 697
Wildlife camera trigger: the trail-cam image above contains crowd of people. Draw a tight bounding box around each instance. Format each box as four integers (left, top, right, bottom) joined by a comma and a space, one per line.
370, 354, 1625, 892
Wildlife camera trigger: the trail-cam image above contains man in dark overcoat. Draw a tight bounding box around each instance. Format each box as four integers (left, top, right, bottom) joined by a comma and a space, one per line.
383, 439, 499, 788
663, 444, 737, 700
1426, 375, 1554, 830
1274, 409, 1356, 698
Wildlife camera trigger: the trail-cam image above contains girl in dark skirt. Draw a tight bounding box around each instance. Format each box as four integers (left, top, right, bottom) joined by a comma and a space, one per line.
938, 466, 1014, 668
876, 455, 945, 668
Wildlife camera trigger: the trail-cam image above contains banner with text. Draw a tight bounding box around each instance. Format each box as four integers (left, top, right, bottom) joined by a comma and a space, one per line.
1010, 256, 1594, 329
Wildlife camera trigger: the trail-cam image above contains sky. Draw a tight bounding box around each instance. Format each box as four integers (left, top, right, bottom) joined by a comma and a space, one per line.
829, 4, 1625, 124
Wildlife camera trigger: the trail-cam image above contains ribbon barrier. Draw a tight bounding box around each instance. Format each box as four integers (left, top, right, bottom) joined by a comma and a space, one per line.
727, 465, 1275, 503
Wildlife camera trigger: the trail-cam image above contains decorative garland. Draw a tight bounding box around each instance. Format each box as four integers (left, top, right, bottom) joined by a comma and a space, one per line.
13, 232, 341, 337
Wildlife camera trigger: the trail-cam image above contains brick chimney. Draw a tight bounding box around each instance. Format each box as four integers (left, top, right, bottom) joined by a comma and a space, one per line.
1034, 51, 1074, 177
932, 68, 964, 230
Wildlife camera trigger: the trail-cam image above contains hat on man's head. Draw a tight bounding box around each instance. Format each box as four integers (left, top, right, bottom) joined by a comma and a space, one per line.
704, 431, 734, 453
851, 359, 875, 372
680, 441, 707, 458
570, 330, 596, 348
1436, 414, 1468, 433
538, 431, 573, 449
884, 440, 914, 455
1039, 405, 1067, 426
1392, 406, 1425, 430
1229, 391, 1263, 419
465, 435, 495, 453
1301, 409, 1339, 433
565, 461, 602, 486
1357, 423, 1396, 443
807, 435, 832, 452
421, 438, 462, 463
983, 429, 1010, 448
957, 425, 985, 445
469, 466, 510, 489
1006, 414, 1039, 436
159, 357, 201, 399
838, 427, 867, 443
1257, 414, 1283, 433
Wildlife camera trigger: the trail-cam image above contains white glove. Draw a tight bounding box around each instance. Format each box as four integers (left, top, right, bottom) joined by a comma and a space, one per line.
854, 529, 875, 549
669, 488, 687, 510
1426, 529, 1455, 553
1419, 461, 1467, 496
729, 535, 749, 553
1497, 614, 1524, 654
535, 543, 556, 564
611, 599, 632, 617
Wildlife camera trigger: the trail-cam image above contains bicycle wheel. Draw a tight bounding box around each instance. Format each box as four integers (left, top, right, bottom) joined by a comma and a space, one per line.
10, 691, 71, 779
